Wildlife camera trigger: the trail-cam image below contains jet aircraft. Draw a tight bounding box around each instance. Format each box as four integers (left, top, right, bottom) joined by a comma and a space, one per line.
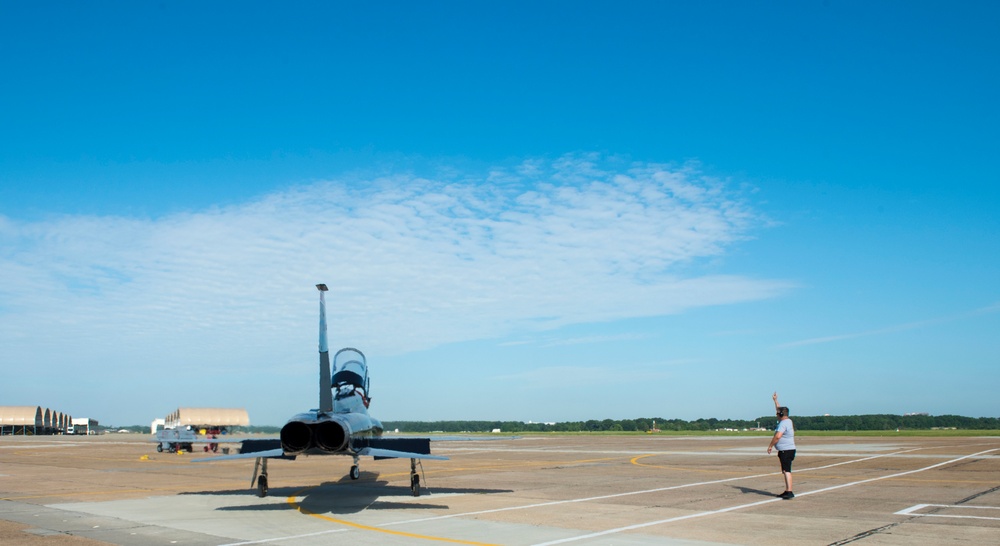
192, 284, 447, 497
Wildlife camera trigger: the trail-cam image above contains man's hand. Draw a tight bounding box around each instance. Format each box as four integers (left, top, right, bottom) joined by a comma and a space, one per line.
768, 430, 782, 454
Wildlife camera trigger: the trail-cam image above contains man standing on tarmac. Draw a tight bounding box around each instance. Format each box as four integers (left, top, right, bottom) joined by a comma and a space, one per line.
767, 391, 796, 499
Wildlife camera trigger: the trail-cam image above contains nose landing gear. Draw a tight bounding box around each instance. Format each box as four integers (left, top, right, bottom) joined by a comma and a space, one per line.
350, 454, 361, 480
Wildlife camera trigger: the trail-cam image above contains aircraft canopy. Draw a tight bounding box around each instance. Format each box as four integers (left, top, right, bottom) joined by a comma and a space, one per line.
332, 348, 368, 393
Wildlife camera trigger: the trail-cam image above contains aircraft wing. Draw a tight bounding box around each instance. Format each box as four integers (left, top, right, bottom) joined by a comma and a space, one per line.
191, 446, 448, 462
356, 447, 449, 460
193, 448, 287, 462
188, 436, 448, 462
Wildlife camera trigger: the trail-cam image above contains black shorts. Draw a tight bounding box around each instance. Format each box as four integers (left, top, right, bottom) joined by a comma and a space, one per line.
778, 449, 796, 472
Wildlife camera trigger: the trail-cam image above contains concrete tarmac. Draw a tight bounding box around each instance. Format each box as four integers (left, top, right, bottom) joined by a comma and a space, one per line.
1, 433, 998, 545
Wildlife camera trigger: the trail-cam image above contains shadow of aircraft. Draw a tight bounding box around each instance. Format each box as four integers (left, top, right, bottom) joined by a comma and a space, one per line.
180, 471, 511, 514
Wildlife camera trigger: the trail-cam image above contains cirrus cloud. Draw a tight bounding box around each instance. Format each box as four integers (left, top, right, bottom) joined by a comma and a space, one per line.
0, 155, 789, 378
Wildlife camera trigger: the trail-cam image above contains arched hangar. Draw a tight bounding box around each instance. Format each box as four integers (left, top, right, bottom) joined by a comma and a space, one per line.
0, 406, 73, 435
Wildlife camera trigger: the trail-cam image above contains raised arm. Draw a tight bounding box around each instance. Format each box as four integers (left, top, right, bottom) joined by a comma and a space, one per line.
768, 393, 784, 454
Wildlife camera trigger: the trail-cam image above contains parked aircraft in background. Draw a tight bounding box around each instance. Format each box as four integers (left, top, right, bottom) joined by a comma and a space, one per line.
193, 284, 447, 497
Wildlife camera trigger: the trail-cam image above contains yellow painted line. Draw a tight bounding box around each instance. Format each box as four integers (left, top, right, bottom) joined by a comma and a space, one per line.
285, 487, 497, 545
273, 454, 620, 545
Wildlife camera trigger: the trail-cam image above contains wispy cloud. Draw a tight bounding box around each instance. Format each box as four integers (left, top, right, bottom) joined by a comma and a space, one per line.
497, 331, 653, 348
539, 332, 654, 348
489, 362, 688, 388
0, 155, 789, 379
777, 302, 1000, 349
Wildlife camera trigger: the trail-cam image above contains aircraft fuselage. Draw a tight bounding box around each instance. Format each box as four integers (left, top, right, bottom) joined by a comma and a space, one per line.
279, 395, 384, 456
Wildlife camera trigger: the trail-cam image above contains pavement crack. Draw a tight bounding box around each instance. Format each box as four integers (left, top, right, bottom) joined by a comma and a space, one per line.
827, 522, 902, 545
829, 483, 1000, 544
954, 484, 1000, 504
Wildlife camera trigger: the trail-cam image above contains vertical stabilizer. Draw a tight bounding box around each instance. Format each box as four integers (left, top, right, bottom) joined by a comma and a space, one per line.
317, 284, 333, 413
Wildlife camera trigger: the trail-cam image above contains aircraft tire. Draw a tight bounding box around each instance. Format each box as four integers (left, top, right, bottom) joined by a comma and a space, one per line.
156, 444, 163, 453
350, 465, 360, 480
257, 476, 268, 498
410, 474, 420, 497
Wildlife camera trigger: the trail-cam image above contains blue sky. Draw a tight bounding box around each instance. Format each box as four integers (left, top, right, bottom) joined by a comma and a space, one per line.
1, 2, 997, 426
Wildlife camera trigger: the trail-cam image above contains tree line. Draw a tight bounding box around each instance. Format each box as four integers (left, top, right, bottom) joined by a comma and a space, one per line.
381, 414, 1000, 433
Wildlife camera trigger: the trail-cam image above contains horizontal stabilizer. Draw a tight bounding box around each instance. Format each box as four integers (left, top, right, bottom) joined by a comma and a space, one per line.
353, 437, 445, 460
239, 438, 283, 453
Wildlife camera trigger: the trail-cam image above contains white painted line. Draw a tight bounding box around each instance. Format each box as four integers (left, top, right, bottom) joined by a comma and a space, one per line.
535, 496, 786, 546
894, 503, 929, 516
217, 444, 992, 546
531, 447, 999, 545
217, 527, 349, 545
384, 447, 923, 528
388, 471, 778, 527
794, 448, 997, 499
894, 504, 1000, 521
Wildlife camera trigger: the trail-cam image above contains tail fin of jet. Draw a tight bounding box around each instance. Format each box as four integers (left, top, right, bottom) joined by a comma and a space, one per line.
317, 284, 333, 413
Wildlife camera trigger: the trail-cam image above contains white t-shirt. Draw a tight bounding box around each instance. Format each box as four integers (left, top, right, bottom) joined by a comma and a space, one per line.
775, 419, 795, 450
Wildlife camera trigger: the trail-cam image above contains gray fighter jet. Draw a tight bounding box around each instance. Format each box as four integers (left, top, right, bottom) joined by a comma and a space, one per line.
194, 284, 446, 497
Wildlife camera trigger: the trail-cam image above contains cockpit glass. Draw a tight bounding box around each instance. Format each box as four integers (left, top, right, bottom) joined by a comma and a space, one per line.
332, 348, 367, 393
337, 361, 365, 380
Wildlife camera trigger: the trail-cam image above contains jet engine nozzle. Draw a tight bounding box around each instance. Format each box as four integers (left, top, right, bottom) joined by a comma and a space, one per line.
279, 421, 312, 454
314, 419, 349, 452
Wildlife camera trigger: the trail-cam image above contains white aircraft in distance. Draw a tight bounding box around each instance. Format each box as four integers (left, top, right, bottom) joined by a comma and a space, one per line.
190, 284, 447, 497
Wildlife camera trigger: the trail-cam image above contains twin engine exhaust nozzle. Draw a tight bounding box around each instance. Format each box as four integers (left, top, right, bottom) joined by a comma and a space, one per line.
279, 418, 349, 454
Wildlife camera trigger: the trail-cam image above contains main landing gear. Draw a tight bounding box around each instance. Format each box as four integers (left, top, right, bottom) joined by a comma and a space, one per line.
410, 458, 421, 497
248, 456, 423, 499
252, 457, 269, 497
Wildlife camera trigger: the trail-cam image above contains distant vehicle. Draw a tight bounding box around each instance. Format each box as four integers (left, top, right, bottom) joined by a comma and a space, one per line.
192, 284, 447, 497
155, 428, 196, 453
